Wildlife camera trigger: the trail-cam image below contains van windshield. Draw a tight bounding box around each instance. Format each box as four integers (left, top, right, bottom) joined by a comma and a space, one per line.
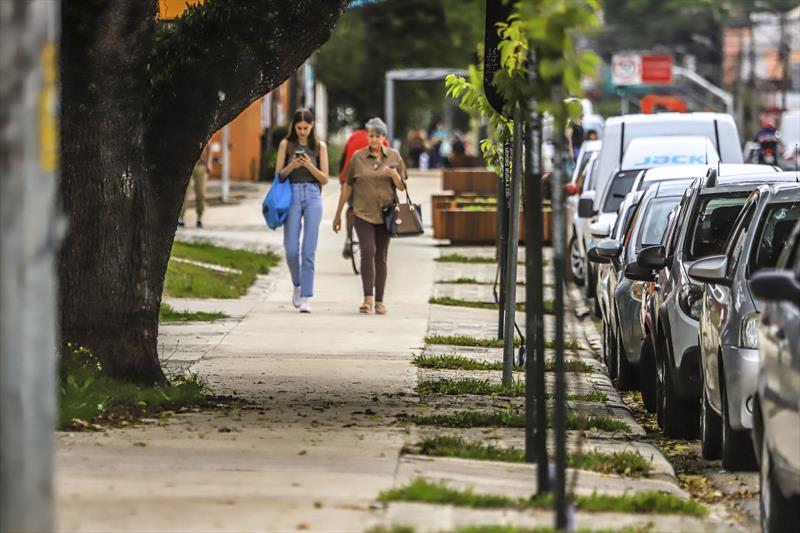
685, 194, 749, 260
601, 170, 640, 213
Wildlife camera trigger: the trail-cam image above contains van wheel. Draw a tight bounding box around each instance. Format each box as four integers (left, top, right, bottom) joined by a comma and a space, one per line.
700, 379, 721, 460
721, 374, 757, 471
569, 235, 585, 287
615, 333, 636, 391
639, 337, 658, 413
760, 434, 800, 532
659, 343, 698, 438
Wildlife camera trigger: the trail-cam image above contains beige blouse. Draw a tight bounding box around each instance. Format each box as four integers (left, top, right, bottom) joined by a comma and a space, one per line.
344, 146, 407, 224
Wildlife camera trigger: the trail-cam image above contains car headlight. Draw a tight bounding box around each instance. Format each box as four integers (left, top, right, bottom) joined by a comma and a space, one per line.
740, 314, 759, 349
678, 283, 703, 320
630, 281, 644, 301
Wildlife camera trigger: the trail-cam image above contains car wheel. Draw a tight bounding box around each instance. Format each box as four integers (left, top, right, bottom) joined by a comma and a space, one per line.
615, 332, 636, 391
720, 373, 757, 471
700, 377, 722, 460
585, 259, 596, 298
760, 433, 800, 532
603, 322, 617, 381
569, 235, 585, 287
659, 340, 699, 438
639, 336, 658, 413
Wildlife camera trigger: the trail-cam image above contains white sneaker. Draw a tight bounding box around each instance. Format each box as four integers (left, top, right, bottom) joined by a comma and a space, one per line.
299, 298, 311, 313
292, 286, 301, 308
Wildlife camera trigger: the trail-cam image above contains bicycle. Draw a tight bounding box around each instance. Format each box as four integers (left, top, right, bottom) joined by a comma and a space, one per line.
343, 207, 360, 275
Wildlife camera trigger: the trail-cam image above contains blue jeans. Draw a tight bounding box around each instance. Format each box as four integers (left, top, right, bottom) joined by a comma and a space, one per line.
284, 183, 323, 298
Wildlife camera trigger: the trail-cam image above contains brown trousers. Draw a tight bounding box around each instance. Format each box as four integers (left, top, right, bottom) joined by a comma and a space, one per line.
181, 160, 207, 219
354, 216, 391, 301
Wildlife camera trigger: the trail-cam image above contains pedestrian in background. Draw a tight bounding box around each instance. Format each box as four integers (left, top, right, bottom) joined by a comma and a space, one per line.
333, 117, 407, 315
179, 146, 208, 228
276, 108, 329, 313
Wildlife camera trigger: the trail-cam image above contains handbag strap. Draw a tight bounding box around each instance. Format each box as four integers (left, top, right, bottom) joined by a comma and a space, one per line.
392, 178, 413, 205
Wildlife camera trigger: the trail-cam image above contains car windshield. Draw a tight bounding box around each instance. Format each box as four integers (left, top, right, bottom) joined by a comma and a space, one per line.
686, 194, 749, 260
751, 201, 800, 272
601, 170, 640, 213
637, 197, 681, 248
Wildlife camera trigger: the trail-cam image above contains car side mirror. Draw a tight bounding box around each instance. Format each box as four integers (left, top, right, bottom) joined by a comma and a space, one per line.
624, 262, 656, 282
590, 221, 611, 238
688, 255, 729, 284
749, 269, 800, 303
637, 245, 667, 270
596, 239, 623, 259
587, 246, 611, 264
577, 194, 596, 218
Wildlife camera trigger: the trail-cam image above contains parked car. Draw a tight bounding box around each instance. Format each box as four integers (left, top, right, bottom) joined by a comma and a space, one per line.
749, 220, 800, 532
567, 140, 602, 285
591, 180, 690, 392
633, 169, 796, 437
691, 184, 800, 469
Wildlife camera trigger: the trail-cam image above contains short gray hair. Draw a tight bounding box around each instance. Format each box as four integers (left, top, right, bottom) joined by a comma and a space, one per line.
365, 117, 387, 137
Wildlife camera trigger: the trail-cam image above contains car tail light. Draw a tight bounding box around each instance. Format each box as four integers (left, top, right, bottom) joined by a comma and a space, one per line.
740, 313, 759, 349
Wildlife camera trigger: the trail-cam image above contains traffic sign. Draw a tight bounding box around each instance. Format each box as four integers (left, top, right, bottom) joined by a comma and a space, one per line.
641, 55, 673, 84
612, 53, 673, 86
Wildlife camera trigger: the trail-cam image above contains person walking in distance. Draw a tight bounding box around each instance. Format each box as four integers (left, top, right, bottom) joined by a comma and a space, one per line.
276, 108, 329, 313
333, 117, 407, 315
338, 121, 388, 258
179, 145, 209, 228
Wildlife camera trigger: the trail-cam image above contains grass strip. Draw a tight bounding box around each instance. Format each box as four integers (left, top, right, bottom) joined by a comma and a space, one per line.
424, 335, 581, 351
159, 303, 226, 323
435, 254, 497, 264
379, 478, 705, 517
411, 353, 593, 373
407, 410, 630, 432
437, 277, 525, 286
416, 378, 608, 402
59, 344, 208, 429
164, 242, 279, 299
369, 525, 647, 533
413, 435, 650, 477
429, 296, 555, 314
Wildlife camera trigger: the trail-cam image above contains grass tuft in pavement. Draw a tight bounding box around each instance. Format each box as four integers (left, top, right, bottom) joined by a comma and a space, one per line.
412, 435, 651, 477
435, 254, 497, 264
159, 303, 226, 323
164, 241, 280, 299
408, 410, 629, 432
424, 334, 581, 351
428, 296, 555, 314
379, 478, 705, 517
415, 378, 607, 402
411, 353, 593, 373
58, 344, 209, 429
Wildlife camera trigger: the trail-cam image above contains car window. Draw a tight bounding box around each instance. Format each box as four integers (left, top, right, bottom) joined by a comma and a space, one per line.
725, 202, 756, 278
586, 156, 600, 191
574, 155, 594, 191
663, 196, 687, 257
601, 170, 640, 213
750, 201, 800, 273
685, 193, 749, 260
637, 197, 681, 249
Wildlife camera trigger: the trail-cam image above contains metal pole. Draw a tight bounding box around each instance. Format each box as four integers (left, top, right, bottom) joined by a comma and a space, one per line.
1, 1, 60, 530
502, 109, 523, 386
221, 124, 230, 202
551, 105, 568, 530
497, 136, 511, 338
385, 75, 395, 145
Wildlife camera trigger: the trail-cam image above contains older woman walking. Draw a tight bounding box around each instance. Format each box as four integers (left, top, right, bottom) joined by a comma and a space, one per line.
276, 108, 329, 313
333, 118, 407, 314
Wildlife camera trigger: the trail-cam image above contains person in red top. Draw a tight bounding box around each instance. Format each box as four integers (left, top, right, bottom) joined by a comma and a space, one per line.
338, 124, 388, 258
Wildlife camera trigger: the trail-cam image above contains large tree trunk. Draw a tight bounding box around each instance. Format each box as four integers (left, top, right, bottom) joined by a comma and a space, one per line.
59, 0, 347, 383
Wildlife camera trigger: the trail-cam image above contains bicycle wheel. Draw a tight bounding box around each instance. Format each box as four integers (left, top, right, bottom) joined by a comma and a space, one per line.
350, 238, 360, 275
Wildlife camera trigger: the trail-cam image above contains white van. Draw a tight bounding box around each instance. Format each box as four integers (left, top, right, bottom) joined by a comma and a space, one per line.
588, 113, 742, 213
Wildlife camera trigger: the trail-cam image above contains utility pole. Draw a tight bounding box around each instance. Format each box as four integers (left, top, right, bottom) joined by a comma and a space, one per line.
778, 11, 789, 111
221, 124, 230, 202
1, 1, 60, 530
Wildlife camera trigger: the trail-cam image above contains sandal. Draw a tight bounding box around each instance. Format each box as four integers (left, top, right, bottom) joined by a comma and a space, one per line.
359, 298, 374, 314
375, 302, 387, 315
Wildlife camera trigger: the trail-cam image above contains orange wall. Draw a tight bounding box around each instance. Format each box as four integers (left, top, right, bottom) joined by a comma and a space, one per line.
208, 99, 263, 182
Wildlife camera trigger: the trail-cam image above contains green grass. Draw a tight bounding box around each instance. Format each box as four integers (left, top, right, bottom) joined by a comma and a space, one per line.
415, 378, 607, 402
164, 242, 280, 298
411, 353, 594, 373
407, 410, 630, 432
379, 479, 705, 516
368, 525, 649, 533
428, 296, 555, 314
159, 303, 226, 323
424, 335, 582, 351
58, 344, 208, 429
412, 435, 650, 477
436, 277, 526, 286
435, 254, 498, 264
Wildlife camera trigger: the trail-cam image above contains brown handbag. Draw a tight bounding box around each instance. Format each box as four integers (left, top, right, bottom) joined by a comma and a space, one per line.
382, 183, 424, 237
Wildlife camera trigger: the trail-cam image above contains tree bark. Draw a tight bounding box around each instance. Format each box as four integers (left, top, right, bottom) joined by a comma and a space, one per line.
59, 0, 347, 383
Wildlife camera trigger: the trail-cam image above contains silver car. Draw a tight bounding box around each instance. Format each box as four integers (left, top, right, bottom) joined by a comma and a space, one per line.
749, 221, 800, 532
691, 184, 800, 470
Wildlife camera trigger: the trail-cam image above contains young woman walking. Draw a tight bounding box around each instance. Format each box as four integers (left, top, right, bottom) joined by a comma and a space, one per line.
333, 117, 407, 315
276, 108, 329, 313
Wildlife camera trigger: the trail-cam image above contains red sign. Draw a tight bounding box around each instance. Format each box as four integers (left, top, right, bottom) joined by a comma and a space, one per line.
641, 55, 673, 85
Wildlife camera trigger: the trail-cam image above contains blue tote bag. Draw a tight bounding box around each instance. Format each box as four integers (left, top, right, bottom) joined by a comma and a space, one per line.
262, 173, 292, 230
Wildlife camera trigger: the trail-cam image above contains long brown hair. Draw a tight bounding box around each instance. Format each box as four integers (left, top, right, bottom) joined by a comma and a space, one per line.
285, 108, 319, 152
